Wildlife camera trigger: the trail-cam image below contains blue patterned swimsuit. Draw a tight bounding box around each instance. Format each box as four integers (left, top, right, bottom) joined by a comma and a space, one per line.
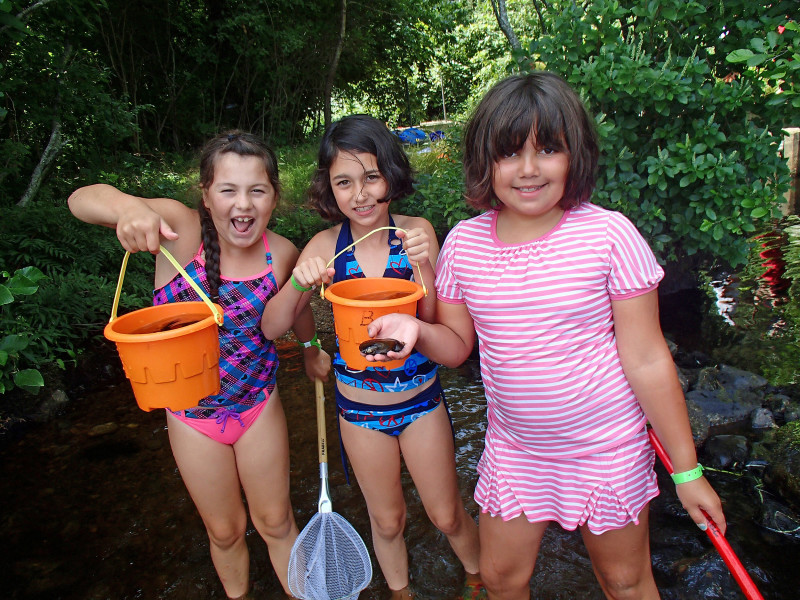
331, 217, 438, 392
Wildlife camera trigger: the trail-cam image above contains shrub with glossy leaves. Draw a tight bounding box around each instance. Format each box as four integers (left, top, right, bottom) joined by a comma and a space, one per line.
520, 0, 793, 268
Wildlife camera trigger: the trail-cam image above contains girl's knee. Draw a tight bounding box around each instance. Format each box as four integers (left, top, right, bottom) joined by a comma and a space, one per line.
370, 508, 406, 541
479, 553, 533, 595
594, 564, 655, 600
427, 504, 466, 537
250, 504, 295, 541
206, 517, 248, 551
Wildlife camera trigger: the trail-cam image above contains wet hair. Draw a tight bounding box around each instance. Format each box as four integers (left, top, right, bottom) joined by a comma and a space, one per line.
308, 114, 414, 222
463, 71, 599, 212
196, 130, 280, 300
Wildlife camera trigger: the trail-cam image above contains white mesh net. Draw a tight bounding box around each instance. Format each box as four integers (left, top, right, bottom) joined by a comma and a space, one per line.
288, 511, 372, 600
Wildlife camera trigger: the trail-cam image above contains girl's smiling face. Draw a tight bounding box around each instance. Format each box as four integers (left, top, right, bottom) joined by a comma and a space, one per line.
329, 151, 390, 226
492, 133, 569, 222
202, 152, 277, 249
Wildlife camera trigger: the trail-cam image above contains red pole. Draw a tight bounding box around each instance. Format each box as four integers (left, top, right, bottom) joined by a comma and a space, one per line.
647, 428, 764, 600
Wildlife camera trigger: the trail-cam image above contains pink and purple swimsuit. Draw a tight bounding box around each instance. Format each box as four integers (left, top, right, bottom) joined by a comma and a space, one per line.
153, 234, 279, 444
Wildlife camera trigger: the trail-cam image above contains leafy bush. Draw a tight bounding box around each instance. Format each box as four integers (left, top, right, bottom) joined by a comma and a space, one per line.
405, 132, 477, 240
0, 266, 48, 394
0, 204, 153, 395
519, 0, 793, 268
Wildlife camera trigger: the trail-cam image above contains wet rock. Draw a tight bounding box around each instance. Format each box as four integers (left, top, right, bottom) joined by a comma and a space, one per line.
751, 407, 778, 430
685, 388, 755, 440
30, 389, 70, 423
675, 363, 690, 393
765, 422, 800, 506
88, 422, 119, 437
705, 434, 749, 469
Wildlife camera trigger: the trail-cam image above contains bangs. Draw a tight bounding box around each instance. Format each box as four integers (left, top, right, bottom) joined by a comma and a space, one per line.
491, 103, 569, 158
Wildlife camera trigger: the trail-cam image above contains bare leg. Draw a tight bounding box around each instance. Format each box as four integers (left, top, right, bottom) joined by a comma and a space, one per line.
339, 416, 409, 591
479, 512, 548, 600
167, 411, 250, 598
580, 503, 660, 600
400, 402, 481, 574
235, 390, 298, 595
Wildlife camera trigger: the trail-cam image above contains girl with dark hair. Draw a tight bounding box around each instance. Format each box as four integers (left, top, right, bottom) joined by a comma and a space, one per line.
68, 130, 330, 600
262, 114, 484, 600
362, 72, 727, 599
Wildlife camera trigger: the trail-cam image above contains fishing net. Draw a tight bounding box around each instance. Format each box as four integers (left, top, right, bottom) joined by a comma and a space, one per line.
288, 379, 373, 600
288, 511, 372, 600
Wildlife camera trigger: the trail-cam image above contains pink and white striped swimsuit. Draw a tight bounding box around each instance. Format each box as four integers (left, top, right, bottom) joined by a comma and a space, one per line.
436, 203, 664, 533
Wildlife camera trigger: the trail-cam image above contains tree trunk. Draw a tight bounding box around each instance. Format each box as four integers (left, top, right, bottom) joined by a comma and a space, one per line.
17, 119, 65, 207
490, 0, 521, 51
18, 42, 72, 207
324, 0, 347, 130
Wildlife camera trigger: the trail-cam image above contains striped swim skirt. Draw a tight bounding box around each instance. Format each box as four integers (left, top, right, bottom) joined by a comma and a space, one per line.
474, 426, 659, 535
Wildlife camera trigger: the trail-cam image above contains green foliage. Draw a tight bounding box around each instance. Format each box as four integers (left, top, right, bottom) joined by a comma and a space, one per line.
0, 266, 47, 394
405, 132, 477, 239
518, 0, 793, 268
0, 204, 153, 395
726, 16, 799, 110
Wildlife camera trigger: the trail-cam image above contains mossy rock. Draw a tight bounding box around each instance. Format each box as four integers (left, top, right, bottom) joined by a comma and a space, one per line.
766, 422, 800, 507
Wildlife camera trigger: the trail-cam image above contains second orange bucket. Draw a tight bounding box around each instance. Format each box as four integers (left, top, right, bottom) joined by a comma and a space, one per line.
324, 277, 424, 370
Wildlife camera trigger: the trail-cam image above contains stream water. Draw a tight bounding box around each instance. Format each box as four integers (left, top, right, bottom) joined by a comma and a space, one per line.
4, 219, 800, 599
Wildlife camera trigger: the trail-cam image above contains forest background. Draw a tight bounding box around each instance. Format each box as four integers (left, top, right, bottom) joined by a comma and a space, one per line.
0, 0, 797, 400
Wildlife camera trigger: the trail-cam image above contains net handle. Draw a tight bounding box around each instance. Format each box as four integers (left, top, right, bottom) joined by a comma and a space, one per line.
316, 378, 327, 465
316, 378, 332, 513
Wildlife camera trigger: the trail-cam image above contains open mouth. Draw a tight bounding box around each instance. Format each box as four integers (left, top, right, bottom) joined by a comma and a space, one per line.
517, 184, 545, 193
232, 217, 254, 232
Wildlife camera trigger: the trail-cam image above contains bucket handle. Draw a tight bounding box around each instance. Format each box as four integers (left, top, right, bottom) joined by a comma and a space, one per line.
109, 245, 224, 326
319, 226, 428, 298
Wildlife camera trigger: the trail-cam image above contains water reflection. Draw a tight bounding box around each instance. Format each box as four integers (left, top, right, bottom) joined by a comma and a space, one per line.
697, 216, 800, 387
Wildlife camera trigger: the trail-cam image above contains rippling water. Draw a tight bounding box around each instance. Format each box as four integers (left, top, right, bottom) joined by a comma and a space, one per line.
4, 217, 800, 598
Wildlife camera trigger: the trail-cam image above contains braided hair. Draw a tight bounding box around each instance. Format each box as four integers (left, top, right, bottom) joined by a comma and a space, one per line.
197, 131, 280, 300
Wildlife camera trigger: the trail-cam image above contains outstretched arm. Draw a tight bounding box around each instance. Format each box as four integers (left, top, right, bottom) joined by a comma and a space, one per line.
613, 290, 726, 534
364, 300, 476, 368
68, 184, 183, 253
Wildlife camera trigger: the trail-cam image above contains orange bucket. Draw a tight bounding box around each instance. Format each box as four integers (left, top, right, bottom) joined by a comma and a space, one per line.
324, 277, 424, 370
103, 246, 224, 412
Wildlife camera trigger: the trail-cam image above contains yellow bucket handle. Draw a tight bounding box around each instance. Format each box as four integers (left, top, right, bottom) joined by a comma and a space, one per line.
109, 245, 225, 326
320, 226, 428, 298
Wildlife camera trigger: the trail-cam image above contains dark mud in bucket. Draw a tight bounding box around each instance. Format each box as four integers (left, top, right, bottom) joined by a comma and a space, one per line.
103, 246, 224, 412
324, 277, 424, 371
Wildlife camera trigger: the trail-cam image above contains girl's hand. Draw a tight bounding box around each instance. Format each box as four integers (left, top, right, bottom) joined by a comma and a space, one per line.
303, 347, 331, 382
116, 203, 179, 254
292, 257, 335, 290
364, 313, 420, 361
397, 227, 430, 265
675, 477, 727, 535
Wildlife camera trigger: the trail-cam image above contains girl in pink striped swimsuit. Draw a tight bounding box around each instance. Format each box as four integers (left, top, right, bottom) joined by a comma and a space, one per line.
365, 72, 727, 599
68, 132, 330, 600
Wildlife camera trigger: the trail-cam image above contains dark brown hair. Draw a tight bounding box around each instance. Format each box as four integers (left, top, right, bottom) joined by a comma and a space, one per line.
463, 71, 599, 212
196, 130, 280, 300
308, 114, 414, 222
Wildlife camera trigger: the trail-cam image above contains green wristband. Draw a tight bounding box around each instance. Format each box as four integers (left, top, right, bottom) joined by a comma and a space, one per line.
299, 333, 322, 350
671, 463, 704, 484
290, 274, 313, 293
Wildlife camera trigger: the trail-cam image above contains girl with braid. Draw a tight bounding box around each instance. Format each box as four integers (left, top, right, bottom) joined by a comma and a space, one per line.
68, 131, 330, 600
